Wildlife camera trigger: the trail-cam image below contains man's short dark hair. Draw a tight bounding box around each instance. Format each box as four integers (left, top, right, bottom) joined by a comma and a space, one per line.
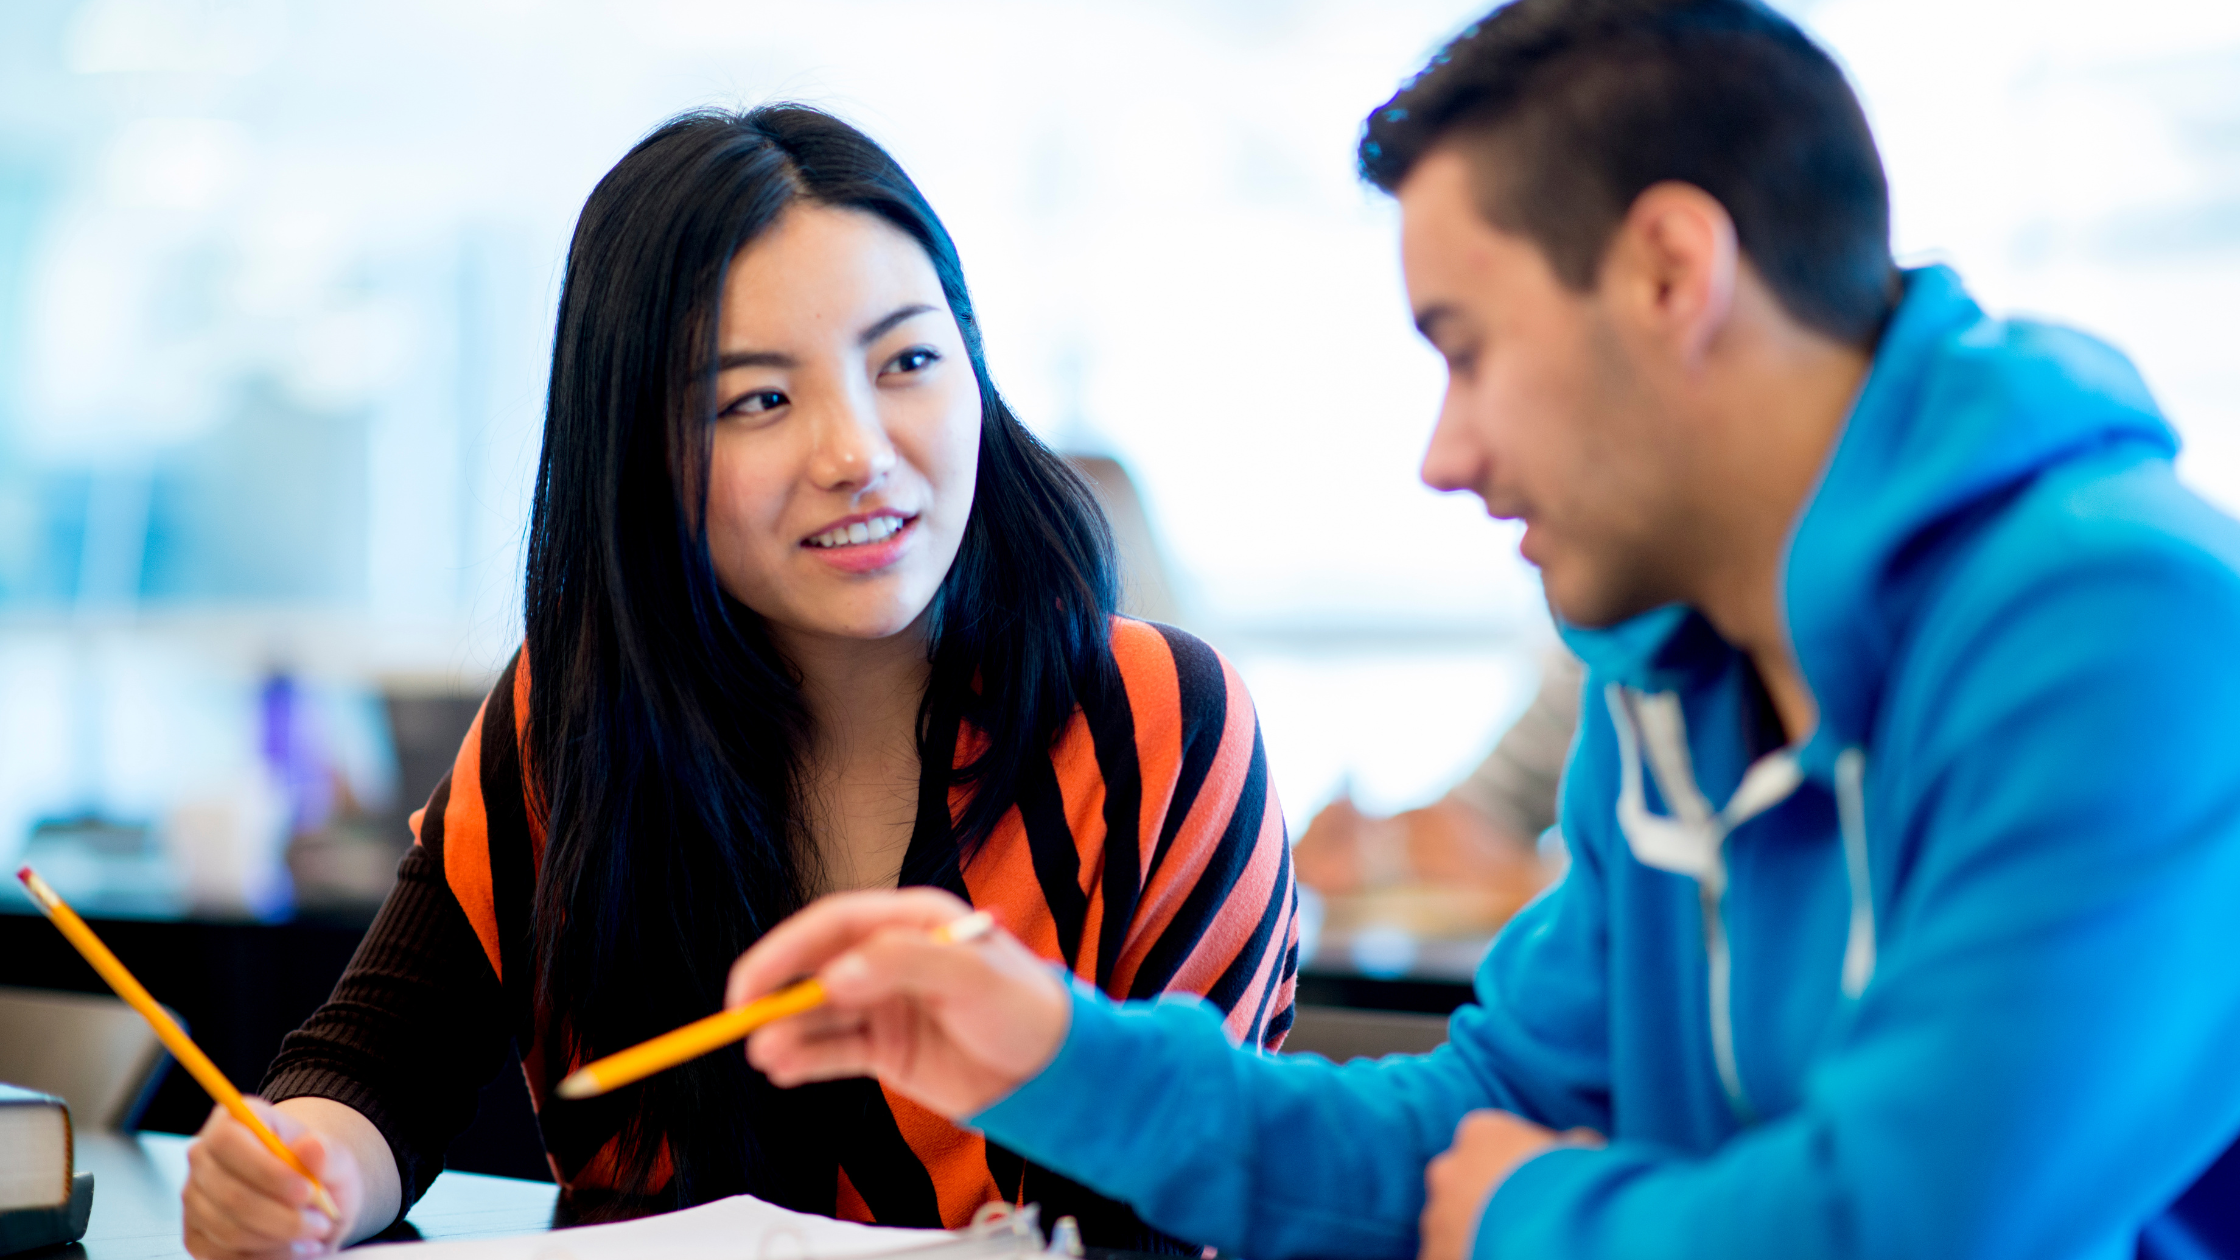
1361, 0, 1897, 345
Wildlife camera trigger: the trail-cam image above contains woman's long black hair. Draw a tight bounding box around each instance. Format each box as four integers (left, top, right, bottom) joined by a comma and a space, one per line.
523, 106, 1117, 1213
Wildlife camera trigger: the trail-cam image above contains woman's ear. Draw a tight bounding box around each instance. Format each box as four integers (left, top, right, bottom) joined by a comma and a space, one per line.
1599, 181, 1739, 372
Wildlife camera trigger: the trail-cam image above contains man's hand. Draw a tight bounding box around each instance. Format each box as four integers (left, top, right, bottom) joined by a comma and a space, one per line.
1419, 1110, 1604, 1260
730, 888, 1072, 1119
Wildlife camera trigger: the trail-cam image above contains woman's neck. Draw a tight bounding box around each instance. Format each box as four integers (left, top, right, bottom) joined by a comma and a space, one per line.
779, 621, 930, 753
770, 619, 933, 896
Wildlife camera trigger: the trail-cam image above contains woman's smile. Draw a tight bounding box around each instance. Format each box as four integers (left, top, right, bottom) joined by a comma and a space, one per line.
801, 510, 921, 575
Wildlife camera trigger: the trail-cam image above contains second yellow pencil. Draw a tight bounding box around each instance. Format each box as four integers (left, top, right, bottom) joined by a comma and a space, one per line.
555, 908, 996, 1100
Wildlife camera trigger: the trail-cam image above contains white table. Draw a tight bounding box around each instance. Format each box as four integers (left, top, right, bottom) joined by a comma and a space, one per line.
75, 1133, 562, 1259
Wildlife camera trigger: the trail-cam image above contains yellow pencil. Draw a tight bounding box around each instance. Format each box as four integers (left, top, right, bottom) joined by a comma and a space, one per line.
15, 866, 341, 1223
555, 908, 997, 1101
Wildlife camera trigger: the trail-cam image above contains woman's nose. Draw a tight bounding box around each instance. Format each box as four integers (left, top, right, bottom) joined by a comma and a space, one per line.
806, 389, 898, 492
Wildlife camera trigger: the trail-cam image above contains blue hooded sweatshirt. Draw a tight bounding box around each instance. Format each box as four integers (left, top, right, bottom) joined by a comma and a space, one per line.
970, 267, 2240, 1259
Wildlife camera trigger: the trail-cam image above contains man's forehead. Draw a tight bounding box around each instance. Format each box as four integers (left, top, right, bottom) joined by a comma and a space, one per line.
1395, 147, 1483, 231
1397, 149, 1513, 336
1397, 148, 1571, 320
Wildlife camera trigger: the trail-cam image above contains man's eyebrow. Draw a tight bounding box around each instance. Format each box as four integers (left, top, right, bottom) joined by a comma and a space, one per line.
859, 303, 938, 347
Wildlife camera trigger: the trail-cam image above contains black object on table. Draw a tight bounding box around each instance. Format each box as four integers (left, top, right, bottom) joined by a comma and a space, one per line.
0, 1172, 93, 1255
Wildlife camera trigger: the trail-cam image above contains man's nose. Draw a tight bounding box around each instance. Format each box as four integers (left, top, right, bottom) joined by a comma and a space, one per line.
1418, 390, 1485, 495
806, 387, 898, 493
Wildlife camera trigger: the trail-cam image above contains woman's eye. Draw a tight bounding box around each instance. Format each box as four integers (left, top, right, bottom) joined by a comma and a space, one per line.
883, 346, 940, 376
725, 389, 787, 417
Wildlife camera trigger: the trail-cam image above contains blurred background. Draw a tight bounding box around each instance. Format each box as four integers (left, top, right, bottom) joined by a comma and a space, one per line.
1, 0, 2237, 1024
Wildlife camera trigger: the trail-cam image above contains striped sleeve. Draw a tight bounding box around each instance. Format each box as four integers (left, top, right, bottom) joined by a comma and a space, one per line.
1100, 620, 1298, 1049
920, 618, 1299, 1248
954, 619, 1297, 1051
259, 652, 539, 1214
260, 841, 517, 1218
412, 651, 629, 1193
415, 650, 541, 1006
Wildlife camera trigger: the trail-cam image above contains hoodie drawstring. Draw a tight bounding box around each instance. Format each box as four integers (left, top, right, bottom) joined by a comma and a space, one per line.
1607, 685, 1876, 1125
1835, 747, 1877, 999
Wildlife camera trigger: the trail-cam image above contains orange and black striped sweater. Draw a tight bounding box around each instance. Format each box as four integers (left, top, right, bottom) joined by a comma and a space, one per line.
263, 617, 1299, 1250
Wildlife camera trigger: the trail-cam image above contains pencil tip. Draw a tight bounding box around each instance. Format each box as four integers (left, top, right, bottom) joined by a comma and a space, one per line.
312, 1184, 341, 1222
555, 1071, 596, 1100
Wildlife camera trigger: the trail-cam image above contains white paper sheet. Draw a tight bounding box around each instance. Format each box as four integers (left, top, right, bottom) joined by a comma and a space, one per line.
376, 1193, 957, 1260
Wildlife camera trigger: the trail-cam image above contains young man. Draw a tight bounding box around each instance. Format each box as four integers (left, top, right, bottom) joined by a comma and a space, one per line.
727, 2, 2240, 1256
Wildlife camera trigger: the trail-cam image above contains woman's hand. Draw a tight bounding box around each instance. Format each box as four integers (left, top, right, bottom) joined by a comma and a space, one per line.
729, 888, 1071, 1119
182, 1098, 362, 1260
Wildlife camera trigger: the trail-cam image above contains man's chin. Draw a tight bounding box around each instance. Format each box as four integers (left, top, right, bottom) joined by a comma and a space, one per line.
1543, 570, 1663, 631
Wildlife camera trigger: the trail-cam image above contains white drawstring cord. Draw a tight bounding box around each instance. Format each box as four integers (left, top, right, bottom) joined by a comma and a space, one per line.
1608, 684, 1882, 1124
1607, 685, 1800, 1125
1836, 747, 1877, 999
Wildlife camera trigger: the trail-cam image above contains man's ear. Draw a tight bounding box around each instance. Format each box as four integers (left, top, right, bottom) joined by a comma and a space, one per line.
1599, 181, 1738, 369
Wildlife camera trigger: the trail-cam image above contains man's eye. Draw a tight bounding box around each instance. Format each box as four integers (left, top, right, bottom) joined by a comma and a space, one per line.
884, 346, 940, 375
726, 389, 787, 416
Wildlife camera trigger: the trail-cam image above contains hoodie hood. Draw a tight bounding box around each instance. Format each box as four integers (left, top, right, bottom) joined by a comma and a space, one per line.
1559, 265, 2177, 782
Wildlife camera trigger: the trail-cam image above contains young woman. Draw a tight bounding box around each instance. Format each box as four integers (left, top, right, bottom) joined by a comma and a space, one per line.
179, 107, 1298, 1259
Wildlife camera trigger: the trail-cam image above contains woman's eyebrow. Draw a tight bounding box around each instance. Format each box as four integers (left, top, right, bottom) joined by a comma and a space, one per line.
858, 303, 938, 346
716, 304, 940, 371
721, 302, 940, 367
717, 349, 795, 370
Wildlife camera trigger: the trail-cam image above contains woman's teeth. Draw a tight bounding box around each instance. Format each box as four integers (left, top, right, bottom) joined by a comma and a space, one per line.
807, 516, 907, 549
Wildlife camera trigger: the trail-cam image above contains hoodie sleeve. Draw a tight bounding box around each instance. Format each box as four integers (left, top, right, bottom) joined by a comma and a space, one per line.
976, 501, 2240, 1260
967, 760, 1620, 1260
1473, 518, 2240, 1258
